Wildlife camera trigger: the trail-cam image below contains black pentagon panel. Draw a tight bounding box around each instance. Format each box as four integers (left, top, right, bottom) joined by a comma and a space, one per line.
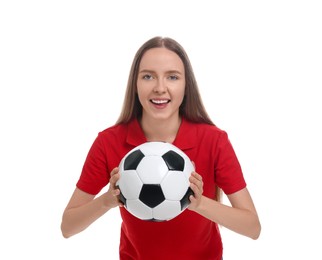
180, 187, 194, 211
124, 149, 145, 170
162, 150, 184, 171
139, 184, 165, 208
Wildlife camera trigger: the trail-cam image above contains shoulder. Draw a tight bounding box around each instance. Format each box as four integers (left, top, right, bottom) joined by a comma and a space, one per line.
197, 122, 225, 134
176, 118, 229, 151
196, 123, 231, 150
97, 121, 133, 140
100, 122, 128, 136
184, 119, 227, 139
88, 123, 127, 151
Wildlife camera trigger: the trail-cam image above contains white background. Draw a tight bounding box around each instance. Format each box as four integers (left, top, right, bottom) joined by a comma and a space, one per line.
1, 0, 321, 259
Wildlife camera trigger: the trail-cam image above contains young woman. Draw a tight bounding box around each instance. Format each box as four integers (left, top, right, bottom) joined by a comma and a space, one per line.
61, 36, 261, 260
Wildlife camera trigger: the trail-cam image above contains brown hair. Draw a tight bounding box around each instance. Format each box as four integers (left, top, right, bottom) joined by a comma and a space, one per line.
116, 36, 214, 126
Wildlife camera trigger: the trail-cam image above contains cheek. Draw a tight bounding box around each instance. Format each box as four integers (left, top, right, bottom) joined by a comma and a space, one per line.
136, 84, 145, 98
136, 87, 150, 108
137, 91, 145, 106
176, 86, 186, 103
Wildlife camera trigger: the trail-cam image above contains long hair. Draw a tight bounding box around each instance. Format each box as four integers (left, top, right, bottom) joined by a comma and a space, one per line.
116, 36, 222, 202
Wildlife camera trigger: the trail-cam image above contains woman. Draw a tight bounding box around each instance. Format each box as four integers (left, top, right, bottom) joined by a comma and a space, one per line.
61, 36, 261, 260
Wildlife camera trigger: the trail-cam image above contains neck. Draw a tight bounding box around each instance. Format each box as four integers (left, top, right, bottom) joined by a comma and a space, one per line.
140, 116, 182, 143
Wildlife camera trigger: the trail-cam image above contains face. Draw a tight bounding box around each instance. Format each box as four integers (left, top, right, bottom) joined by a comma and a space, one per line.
137, 47, 186, 123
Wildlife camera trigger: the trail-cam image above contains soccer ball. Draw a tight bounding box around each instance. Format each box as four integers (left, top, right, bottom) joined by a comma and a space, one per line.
116, 141, 195, 222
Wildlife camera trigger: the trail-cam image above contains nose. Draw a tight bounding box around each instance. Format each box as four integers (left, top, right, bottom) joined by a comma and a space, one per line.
153, 79, 167, 94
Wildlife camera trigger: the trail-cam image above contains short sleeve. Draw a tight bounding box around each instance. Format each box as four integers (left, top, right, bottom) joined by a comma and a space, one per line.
76, 134, 109, 195
214, 131, 246, 195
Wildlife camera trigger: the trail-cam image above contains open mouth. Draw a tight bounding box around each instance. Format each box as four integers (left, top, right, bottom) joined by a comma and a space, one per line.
150, 99, 171, 105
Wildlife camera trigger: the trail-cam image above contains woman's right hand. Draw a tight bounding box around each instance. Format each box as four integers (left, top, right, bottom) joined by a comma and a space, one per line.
61, 167, 123, 238
104, 167, 124, 208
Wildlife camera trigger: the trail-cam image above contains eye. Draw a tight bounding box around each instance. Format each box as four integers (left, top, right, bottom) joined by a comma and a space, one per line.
168, 75, 179, 80
142, 74, 153, 80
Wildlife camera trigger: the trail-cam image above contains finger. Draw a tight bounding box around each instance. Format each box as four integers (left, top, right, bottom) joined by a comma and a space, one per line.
189, 194, 196, 203
189, 176, 198, 188
191, 171, 202, 181
110, 167, 120, 183
110, 167, 119, 176
189, 175, 204, 196
189, 173, 202, 187
189, 182, 201, 197
112, 188, 120, 196
110, 173, 120, 185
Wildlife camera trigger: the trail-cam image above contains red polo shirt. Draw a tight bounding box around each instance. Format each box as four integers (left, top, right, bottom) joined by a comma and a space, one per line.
77, 118, 246, 260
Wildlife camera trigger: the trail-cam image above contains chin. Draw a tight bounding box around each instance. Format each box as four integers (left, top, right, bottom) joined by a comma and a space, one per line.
152, 113, 180, 122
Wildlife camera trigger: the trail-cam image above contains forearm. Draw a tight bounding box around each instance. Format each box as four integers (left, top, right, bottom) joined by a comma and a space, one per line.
193, 196, 261, 239
61, 193, 113, 238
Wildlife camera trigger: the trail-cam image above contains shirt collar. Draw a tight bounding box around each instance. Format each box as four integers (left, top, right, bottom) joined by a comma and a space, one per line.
126, 119, 147, 147
126, 117, 197, 151
172, 117, 197, 151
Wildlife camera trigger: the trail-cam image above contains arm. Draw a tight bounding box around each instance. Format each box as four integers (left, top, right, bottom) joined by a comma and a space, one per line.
188, 172, 261, 240
60, 167, 122, 238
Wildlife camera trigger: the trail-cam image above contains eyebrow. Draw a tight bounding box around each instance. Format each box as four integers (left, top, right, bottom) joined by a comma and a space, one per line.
139, 69, 183, 75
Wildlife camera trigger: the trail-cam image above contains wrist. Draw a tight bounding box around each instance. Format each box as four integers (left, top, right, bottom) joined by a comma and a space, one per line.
196, 195, 207, 212
189, 195, 206, 213
101, 193, 115, 209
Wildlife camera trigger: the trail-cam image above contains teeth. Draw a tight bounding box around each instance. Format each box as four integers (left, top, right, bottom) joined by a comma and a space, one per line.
151, 99, 169, 104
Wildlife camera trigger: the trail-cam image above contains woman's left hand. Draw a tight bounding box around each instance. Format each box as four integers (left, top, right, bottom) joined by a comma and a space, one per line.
188, 171, 204, 211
